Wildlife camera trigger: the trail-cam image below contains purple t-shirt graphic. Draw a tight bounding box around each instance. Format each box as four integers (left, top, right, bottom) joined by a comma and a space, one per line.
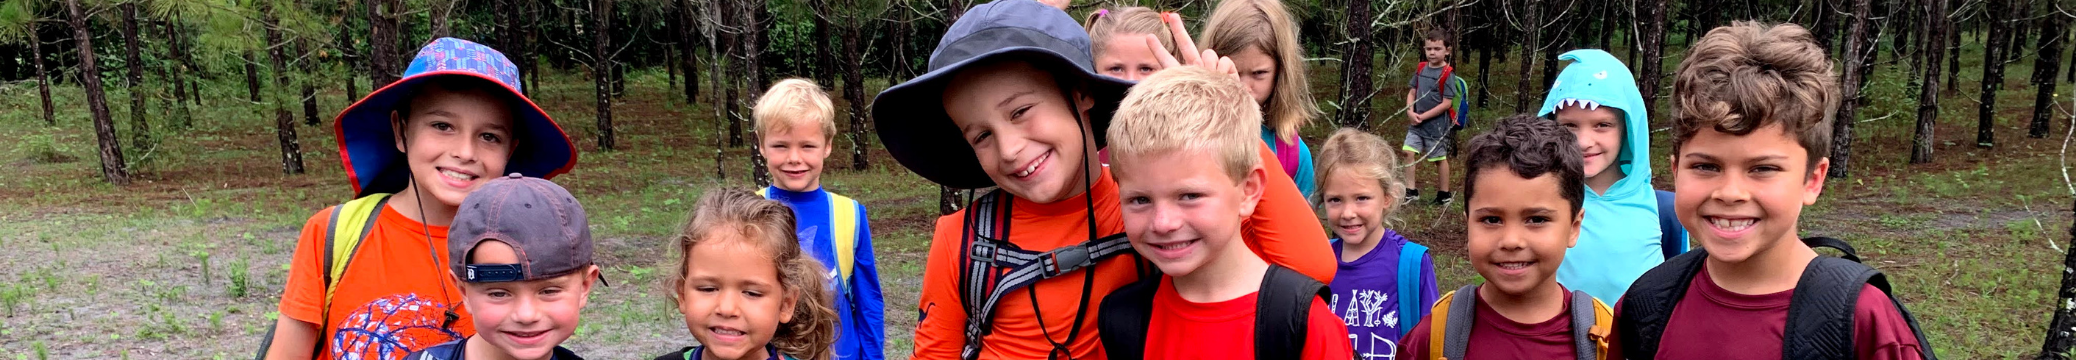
1330, 229, 1442, 359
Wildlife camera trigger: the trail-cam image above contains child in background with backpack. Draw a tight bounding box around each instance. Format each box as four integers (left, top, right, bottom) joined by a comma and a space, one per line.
264, 38, 579, 360
751, 78, 885, 360
872, 1, 1336, 358
1610, 22, 1933, 359
656, 189, 840, 360
1201, 0, 1325, 201
1399, 114, 1616, 360
1401, 29, 1462, 206
1535, 49, 1677, 303
1097, 66, 1352, 360
1314, 128, 1439, 358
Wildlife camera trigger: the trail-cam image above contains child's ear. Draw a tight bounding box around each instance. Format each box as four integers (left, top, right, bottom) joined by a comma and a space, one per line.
1072, 87, 1095, 115
391, 112, 408, 153
577, 265, 601, 308
778, 289, 798, 324
1567, 208, 1583, 249
1238, 164, 1266, 217
1803, 157, 1830, 205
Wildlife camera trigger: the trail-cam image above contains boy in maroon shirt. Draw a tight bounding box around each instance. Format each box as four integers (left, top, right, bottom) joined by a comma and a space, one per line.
1610, 21, 1932, 359
1399, 114, 1616, 360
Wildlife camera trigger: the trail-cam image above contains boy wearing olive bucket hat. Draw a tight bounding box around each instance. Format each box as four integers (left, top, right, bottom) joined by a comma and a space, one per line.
872, 1, 1335, 359
261, 37, 579, 360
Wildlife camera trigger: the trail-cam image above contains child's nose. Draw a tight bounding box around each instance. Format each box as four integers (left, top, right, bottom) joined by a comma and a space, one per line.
511, 296, 543, 324
712, 293, 741, 318
1150, 202, 1185, 234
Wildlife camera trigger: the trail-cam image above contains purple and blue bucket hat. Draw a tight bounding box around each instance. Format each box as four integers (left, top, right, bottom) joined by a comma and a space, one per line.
332, 37, 578, 197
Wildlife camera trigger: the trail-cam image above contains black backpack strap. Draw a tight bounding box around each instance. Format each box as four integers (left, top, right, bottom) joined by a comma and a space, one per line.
1096, 276, 1162, 360
1786, 237, 1940, 360
1616, 248, 1709, 359
1441, 284, 1479, 360
956, 189, 1138, 360
1570, 290, 1598, 360
1804, 236, 1862, 263
1253, 265, 1329, 359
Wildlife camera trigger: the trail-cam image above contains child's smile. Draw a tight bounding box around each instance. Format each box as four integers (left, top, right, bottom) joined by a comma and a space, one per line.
761, 126, 831, 192
1116, 150, 1261, 278
1464, 169, 1578, 297
1673, 122, 1827, 264
678, 236, 793, 360
942, 61, 1099, 204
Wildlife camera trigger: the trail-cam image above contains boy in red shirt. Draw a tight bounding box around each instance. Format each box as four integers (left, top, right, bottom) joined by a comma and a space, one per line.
1610, 21, 1933, 359
1094, 67, 1352, 360
870, 1, 1336, 359
1399, 114, 1616, 360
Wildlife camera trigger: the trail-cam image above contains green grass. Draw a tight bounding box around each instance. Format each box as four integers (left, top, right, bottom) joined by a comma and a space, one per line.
0, 32, 2069, 357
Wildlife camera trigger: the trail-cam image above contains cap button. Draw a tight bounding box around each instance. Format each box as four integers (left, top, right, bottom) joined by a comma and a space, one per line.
507, 173, 523, 179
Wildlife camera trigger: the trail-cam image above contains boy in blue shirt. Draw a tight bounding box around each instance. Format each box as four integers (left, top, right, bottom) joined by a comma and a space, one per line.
751, 78, 885, 360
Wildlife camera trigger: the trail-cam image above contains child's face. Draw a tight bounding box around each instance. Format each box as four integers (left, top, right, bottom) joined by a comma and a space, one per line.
1464, 169, 1580, 297
393, 86, 514, 208
1116, 149, 1264, 278
1320, 169, 1393, 247
1422, 39, 1450, 63
1672, 122, 1827, 264
943, 61, 1099, 204
1097, 34, 1164, 81
458, 241, 595, 360
1229, 47, 1277, 105
760, 124, 831, 192
1555, 106, 1626, 183
677, 234, 795, 360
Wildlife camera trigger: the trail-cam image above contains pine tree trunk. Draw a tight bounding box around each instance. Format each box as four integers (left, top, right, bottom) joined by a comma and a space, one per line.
745, 0, 769, 187
68, 0, 130, 185
32, 26, 53, 126
264, 9, 306, 174
1911, 0, 1946, 164
245, 51, 262, 102
1514, 0, 1541, 113
1948, 23, 1961, 95
1337, 0, 1373, 130
679, 0, 699, 104
2030, 10, 2065, 139
1980, 1, 2011, 149
340, 0, 360, 102
1477, 42, 1492, 107
368, 0, 400, 87
299, 39, 320, 127
1834, 0, 1871, 178
119, 2, 150, 150
594, 0, 616, 151
1637, 0, 1668, 115
842, 0, 868, 170
810, 0, 833, 87
1814, 0, 1836, 53
2045, 188, 2076, 358
161, 18, 190, 128
431, 0, 453, 39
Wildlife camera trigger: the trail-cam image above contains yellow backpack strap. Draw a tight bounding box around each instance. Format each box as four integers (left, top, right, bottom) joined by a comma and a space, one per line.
1435, 284, 1479, 360
828, 192, 859, 283
755, 187, 770, 198
324, 193, 392, 307
1589, 297, 1616, 360
1428, 290, 1457, 360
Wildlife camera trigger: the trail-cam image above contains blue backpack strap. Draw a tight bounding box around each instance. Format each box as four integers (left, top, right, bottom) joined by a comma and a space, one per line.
1397, 242, 1430, 338
1654, 190, 1687, 259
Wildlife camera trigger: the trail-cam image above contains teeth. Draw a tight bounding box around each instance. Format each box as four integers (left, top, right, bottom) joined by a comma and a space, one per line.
1710, 218, 1756, 231
1497, 262, 1530, 270
1014, 160, 1038, 177
712, 328, 745, 336
440, 170, 475, 181
1154, 241, 1191, 250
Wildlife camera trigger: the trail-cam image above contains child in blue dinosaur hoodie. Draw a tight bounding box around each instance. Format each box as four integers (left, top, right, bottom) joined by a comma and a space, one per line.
1536, 49, 1684, 302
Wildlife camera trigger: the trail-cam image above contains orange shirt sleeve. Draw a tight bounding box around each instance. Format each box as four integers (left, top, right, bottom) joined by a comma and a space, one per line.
1302, 297, 1355, 360
912, 212, 972, 360
1245, 142, 1337, 283
277, 207, 336, 326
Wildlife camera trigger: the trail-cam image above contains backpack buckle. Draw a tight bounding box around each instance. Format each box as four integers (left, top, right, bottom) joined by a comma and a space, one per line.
970, 240, 997, 263
1041, 245, 1091, 277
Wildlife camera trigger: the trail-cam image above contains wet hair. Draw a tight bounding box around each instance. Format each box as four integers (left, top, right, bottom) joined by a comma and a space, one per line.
1201, 0, 1318, 142
1461, 114, 1584, 215
1671, 21, 1837, 173
666, 188, 838, 360
1085, 6, 1181, 61
1314, 128, 1407, 225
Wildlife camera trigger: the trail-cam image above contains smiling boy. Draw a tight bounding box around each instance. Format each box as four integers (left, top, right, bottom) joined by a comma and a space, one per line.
1398, 114, 1616, 360
1535, 49, 1673, 303
404, 175, 601, 360
265, 38, 578, 360
751, 78, 885, 360
1611, 22, 1933, 359
1096, 66, 1352, 360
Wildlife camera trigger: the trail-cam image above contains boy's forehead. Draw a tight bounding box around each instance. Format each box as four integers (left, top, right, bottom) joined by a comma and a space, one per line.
1679, 122, 1808, 159
1467, 168, 1568, 206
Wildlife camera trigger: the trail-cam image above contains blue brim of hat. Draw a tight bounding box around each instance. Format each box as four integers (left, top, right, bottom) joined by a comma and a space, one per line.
334, 71, 578, 197
872, 47, 1134, 189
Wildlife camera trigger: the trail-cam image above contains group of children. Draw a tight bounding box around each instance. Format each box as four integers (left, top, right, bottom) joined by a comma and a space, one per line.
259, 1, 1937, 359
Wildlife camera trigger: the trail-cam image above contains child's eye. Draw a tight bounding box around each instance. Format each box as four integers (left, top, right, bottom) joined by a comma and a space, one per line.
969, 131, 992, 145
430, 122, 454, 132
478, 133, 502, 143
1526, 216, 1552, 225
1324, 197, 1341, 204
1355, 195, 1372, 202
1178, 193, 1202, 201
487, 289, 512, 298
1478, 216, 1502, 225
1138, 66, 1157, 75
1011, 105, 1034, 120
1105, 65, 1124, 74
1560, 123, 1579, 129
1597, 122, 1616, 129
541, 287, 563, 296
1750, 165, 1783, 174
1688, 163, 1720, 173
744, 290, 766, 298
1125, 196, 1151, 205
694, 286, 719, 293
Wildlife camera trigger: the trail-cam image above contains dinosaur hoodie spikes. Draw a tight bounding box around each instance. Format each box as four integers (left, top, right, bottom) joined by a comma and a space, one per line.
1536, 49, 1668, 302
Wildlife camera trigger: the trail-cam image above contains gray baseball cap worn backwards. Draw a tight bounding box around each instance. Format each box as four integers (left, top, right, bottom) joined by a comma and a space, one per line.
448, 174, 600, 284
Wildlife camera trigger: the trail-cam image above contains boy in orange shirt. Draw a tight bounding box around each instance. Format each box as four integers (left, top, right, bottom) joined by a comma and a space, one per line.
1095, 66, 1352, 360
263, 38, 579, 360
869, 1, 1336, 358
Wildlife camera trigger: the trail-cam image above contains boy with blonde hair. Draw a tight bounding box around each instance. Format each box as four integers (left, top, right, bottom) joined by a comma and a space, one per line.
752, 78, 885, 360
1097, 66, 1352, 360
1612, 21, 1933, 359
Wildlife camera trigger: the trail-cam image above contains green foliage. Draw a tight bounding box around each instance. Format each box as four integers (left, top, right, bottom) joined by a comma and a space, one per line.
12, 132, 78, 165
228, 256, 250, 298
0, 283, 30, 317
